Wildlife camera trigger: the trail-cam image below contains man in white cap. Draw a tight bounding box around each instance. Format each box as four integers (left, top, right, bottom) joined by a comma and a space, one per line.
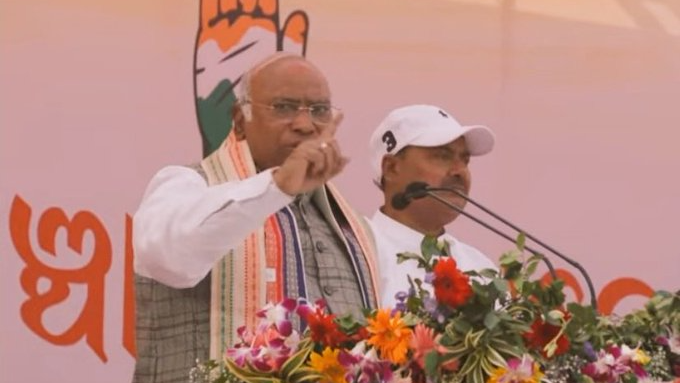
367, 104, 497, 308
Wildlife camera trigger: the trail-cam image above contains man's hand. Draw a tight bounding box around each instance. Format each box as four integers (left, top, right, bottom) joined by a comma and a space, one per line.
194, 0, 309, 157
273, 114, 348, 196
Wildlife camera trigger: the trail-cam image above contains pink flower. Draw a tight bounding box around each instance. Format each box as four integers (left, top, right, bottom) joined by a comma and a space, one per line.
488, 355, 543, 383
409, 324, 458, 372
226, 298, 304, 373
256, 298, 298, 336
410, 324, 437, 369
581, 345, 650, 383
339, 342, 393, 383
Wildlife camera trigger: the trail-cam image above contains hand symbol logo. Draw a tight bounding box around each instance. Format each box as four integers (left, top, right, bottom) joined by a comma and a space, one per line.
194, 0, 310, 156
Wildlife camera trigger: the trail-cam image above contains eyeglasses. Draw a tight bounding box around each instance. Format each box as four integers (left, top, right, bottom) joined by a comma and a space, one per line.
243, 100, 341, 125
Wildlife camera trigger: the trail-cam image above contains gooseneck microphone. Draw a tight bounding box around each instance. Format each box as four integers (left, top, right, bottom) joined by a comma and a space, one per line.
391, 181, 597, 310
391, 182, 429, 210
393, 183, 558, 277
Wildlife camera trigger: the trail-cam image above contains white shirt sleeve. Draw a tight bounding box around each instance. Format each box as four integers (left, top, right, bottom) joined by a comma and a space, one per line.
133, 165, 294, 288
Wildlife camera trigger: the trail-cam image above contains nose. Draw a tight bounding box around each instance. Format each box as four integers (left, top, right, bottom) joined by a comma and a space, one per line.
290, 107, 317, 135
446, 159, 470, 186
447, 158, 468, 175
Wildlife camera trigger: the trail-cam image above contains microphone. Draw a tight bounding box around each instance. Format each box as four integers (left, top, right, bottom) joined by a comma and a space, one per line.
390, 183, 557, 276
390, 182, 429, 210
407, 182, 597, 309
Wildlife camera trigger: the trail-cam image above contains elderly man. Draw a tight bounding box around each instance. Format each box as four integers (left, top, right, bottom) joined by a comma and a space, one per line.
367, 104, 496, 308
132, 53, 379, 383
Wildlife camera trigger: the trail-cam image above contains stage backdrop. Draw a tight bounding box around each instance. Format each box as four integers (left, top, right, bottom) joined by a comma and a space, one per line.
2, 0, 679, 382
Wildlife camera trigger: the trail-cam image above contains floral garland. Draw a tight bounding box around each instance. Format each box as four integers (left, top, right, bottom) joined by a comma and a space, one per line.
191, 235, 680, 383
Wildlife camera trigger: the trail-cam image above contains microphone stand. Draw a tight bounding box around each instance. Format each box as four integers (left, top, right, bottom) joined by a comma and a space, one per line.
425, 187, 598, 310
422, 191, 557, 276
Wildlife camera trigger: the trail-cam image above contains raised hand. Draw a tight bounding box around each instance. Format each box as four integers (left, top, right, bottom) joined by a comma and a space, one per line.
194, 0, 310, 156
273, 113, 348, 196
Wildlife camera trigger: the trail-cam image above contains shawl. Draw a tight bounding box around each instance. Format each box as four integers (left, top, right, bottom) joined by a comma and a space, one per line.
201, 134, 380, 358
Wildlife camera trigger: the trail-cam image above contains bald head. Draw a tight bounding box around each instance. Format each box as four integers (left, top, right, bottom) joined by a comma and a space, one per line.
231, 53, 333, 170
237, 53, 328, 106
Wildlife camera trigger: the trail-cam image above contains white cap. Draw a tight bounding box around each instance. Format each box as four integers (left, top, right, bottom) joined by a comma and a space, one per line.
369, 104, 495, 180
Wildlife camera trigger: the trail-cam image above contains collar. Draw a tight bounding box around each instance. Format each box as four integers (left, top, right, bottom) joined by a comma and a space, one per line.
371, 209, 455, 247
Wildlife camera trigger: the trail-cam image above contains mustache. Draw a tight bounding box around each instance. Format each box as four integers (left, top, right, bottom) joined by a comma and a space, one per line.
439, 177, 467, 192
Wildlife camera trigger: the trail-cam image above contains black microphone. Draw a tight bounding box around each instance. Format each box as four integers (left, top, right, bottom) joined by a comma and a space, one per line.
390, 182, 557, 277
390, 181, 429, 210
416, 182, 597, 310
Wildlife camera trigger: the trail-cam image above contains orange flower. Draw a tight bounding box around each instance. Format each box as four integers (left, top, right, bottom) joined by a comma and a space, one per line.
366, 309, 413, 364
432, 257, 472, 308
308, 347, 347, 383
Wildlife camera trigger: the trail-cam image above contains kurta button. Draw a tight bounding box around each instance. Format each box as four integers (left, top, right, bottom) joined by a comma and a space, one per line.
315, 241, 327, 252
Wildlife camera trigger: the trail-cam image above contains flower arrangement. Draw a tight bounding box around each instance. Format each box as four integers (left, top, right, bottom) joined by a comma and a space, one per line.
191, 235, 680, 383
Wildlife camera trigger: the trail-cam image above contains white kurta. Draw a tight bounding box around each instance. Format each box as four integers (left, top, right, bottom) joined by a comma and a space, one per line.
133, 165, 293, 288
367, 210, 496, 308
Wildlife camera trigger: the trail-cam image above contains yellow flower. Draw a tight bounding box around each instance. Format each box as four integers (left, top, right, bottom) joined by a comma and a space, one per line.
308, 347, 347, 383
633, 348, 651, 365
622, 345, 652, 365
487, 355, 543, 383
366, 309, 413, 364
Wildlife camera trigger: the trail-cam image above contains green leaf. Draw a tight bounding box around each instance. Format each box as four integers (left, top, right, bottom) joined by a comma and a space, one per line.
485, 346, 507, 368
424, 350, 440, 377
224, 358, 273, 382
245, 378, 281, 383
280, 339, 313, 379
479, 354, 497, 376
483, 311, 501, 330
396, 251, 422, 264
287, 368, 324, 383
472, 364, 485, 383
452, 318, 472, 334
421, 236, 440, 260
401, 312, 419, 326
492, 279, 509, 294
499, 252, 519, 267
335, 314, 361, 333
489, 338, 523, 358
525, 257, 540, 277
458, 353, 479, 376
477, 268, 499, 279
441, 341, 469, 357
464, 329, 486, 348
516, 232, 526, 251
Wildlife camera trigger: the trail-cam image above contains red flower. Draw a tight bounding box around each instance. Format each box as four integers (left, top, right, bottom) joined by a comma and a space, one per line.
432, 257, 472, 308
523, 315, 570, 358
349, 325, 370, 342
305, 308, 347, 348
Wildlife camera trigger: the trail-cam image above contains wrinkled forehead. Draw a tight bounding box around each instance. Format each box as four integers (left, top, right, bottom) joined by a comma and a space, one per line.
251, 58, 331, 102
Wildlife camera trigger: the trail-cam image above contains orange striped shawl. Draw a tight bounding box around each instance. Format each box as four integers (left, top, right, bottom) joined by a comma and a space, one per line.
200, 134, 380, 359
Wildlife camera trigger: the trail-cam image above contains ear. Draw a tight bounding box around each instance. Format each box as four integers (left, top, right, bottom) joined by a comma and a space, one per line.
381, 154, 400, 184
232, 103, 246, 141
